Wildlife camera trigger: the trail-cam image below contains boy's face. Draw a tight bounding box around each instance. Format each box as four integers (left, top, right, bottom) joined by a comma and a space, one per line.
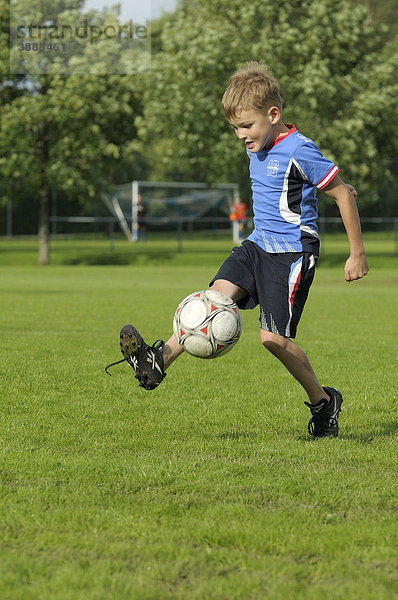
229, 108, 277, 153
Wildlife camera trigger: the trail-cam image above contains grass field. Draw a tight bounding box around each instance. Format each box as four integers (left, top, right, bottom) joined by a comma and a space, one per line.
0, 235, 397, 599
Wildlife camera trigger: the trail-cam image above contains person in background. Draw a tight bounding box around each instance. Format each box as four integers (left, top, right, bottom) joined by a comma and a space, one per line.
230, 196, 248, 242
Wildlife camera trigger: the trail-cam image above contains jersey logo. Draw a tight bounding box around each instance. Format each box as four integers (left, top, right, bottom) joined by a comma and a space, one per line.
267, 159, 279, 177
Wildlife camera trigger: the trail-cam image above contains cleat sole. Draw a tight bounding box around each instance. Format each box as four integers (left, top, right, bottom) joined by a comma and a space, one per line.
120, 325, 139, 358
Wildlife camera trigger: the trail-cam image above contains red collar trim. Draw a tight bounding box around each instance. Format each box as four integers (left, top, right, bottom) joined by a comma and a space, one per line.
264, 124, 297, 151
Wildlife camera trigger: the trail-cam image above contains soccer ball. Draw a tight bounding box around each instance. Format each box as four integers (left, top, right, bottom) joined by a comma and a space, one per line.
173, 289, 242, 359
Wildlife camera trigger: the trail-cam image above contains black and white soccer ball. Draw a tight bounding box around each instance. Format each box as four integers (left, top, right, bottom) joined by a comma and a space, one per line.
173, 289, 242, 359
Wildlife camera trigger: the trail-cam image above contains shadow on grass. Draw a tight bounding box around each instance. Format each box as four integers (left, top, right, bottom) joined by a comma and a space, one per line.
298, 421, 398, 444
318, 252, 397, 268
63, 252, 173, 265
60, 248, 398, 267
342, 421, 398, 443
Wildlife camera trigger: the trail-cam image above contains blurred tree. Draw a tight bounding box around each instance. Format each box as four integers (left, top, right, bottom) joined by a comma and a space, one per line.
1, 0, 396, 253
0, 0, 26, 106
351, 0, 398, 38
0, 0, 144, 262
136, 0, 398, 214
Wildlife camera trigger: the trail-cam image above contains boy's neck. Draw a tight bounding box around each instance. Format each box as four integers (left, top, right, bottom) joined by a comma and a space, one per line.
274, 121, 290, 141
262, 121, 290, 151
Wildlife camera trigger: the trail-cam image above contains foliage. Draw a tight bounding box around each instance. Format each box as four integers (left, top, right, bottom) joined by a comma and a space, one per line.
351, 0, 398, 38
0, 0, 144, 262
137, 0, 398, 214
0, 0, 397, 256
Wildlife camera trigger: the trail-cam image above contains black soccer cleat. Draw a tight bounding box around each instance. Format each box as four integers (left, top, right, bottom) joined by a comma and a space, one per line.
105, 324, 166, 390
304, 387, 343, 440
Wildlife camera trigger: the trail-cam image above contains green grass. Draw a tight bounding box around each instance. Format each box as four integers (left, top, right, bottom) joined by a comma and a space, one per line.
0, 236, 397, 599
0, 229, 397, 268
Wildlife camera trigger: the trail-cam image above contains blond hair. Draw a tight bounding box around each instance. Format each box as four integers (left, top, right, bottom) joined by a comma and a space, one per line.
222, 61, 282, 119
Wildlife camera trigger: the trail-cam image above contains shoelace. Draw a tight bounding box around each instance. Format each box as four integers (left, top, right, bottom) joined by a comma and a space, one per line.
105, 357, 127, 376
151, 339, 165, 352
308, 414, 338, 436
104, 339, 164, 376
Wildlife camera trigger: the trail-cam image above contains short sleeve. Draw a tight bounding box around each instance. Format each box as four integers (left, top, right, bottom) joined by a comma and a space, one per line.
294, 139, 339, 190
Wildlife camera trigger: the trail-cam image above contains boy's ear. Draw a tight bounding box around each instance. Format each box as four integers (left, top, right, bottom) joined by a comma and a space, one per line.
268, 106, 281, 124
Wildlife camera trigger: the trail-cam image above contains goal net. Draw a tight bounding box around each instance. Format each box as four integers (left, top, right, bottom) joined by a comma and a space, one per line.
102, 181, 240, 241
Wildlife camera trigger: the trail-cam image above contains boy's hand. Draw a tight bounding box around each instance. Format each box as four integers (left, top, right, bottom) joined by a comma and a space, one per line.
344, 254, 369, 282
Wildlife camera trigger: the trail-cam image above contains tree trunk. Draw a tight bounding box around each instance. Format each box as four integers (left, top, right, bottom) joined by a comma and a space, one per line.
37, 84, 50, 265
37, 77, 50, 265
38, 183, 50, 265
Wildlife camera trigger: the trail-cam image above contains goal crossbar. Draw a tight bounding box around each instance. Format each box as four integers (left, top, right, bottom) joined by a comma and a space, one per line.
103, 180, 240, 242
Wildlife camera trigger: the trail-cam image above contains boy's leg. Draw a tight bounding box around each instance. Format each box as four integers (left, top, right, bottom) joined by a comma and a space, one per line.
260, 330, 343, 439
162, 333, 184, 370
115, 279, 247, 387
260, 330, 325, 404
163, 279, 248, 370
210, 278, 248, 303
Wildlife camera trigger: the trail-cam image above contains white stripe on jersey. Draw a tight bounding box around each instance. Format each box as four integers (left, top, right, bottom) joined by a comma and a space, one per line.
317, 165, 339, 189
279, 158, 302, 226
300, 224, 319, 239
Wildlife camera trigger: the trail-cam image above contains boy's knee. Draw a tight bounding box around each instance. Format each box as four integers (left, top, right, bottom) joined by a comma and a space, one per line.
209, 279, 247, 303
260, 330, 289, 355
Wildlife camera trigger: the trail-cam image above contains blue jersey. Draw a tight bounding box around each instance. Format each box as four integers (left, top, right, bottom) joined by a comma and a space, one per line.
246, 125, 339, 254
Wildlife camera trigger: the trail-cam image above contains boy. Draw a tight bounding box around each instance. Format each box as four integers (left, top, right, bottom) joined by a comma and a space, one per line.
106, 62, 369, 440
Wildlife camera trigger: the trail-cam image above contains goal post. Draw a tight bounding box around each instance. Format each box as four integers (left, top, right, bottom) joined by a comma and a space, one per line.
103, 180, 241, 242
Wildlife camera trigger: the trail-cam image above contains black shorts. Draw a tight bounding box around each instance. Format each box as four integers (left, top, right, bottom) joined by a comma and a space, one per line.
209, 241, 317, 339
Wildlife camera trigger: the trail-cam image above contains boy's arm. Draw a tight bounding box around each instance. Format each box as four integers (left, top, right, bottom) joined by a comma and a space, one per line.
323, 176, 369, 282
345, 183, 357, 200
